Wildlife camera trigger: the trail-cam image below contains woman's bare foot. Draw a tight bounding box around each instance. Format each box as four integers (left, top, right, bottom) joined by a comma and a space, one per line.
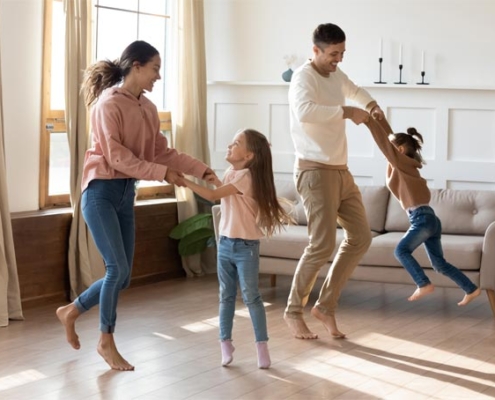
458, 287, 481, 306
284, 313, 318, 339
56, 303, 81, 349
408, 284, 435, 301
310, 307, 346, 338
98, 333, 134, 371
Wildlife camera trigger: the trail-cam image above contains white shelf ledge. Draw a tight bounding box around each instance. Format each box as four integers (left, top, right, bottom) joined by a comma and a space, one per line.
208, 81, 289, 86
207, 81, 495, 91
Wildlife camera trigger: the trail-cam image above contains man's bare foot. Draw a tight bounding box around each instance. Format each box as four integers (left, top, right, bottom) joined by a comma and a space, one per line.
98, 333, 134, 371
458, 287, 481, 306
56, 303, 81, 350
310, 307, 346, 338
283, 313, 318, 339
408, 284, 435, 301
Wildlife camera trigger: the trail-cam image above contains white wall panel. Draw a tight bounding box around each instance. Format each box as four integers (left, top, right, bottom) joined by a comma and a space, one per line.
208, 83, 495, 190
448, 109, 495, 162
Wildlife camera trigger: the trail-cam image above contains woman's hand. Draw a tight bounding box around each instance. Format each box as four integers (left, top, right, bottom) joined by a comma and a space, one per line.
165, 169, 185, 186
203, 168, 220, 186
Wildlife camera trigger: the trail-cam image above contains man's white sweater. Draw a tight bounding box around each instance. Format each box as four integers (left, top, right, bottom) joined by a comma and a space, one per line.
288, 60, 375, 166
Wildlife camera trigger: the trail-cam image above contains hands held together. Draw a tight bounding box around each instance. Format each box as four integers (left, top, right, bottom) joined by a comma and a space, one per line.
164, 167, 220, 187
344, 105, 384, 125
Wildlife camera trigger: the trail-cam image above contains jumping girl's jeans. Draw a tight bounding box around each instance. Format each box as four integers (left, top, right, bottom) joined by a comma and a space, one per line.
395, 205, 477, 294
75, 178, 136, 333
217, 236, 268, 342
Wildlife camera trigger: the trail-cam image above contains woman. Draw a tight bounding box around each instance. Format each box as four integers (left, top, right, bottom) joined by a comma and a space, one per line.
56, 40, 216, 371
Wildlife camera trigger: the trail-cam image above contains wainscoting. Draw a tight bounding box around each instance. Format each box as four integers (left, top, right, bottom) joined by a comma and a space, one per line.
10, 200, 184, 308
207, 82, 495, 190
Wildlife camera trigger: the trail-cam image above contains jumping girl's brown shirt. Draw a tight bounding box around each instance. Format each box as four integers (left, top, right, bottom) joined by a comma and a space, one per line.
365, 118, 431, 210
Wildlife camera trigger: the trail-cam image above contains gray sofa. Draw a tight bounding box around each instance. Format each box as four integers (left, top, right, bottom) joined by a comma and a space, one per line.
212, 180, 495, 317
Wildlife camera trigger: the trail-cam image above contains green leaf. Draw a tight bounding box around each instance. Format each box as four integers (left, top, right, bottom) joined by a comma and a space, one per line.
178, 227, 215, 256
169, 213, 213, 239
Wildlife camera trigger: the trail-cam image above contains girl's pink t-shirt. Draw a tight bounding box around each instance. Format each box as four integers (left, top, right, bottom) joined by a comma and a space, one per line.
219, 168, 263, 240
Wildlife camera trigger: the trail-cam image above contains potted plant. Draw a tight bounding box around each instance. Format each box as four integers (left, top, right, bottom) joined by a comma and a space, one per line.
169, 193, 217, 256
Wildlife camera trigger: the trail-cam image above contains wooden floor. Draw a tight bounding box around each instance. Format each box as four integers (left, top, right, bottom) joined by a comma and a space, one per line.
1, 274, 495, 400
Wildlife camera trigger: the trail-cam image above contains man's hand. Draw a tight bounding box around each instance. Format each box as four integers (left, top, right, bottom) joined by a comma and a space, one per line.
370, 105, 385, 121
165, 169, 185, 186
346, 106, 370, 125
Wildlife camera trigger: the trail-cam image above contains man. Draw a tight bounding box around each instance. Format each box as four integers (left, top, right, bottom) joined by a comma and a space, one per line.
284, 23, 384, 339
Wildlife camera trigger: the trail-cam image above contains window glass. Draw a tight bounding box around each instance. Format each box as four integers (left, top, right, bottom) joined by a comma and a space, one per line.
138, 14, 168, 110
42, 0, 172, 207
50, 1, 65, 110
49, 133, 70, 195
95, 9, 137, 61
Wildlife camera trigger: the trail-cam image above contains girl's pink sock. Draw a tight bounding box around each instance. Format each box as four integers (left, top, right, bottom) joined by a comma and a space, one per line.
256, 341, 271, 369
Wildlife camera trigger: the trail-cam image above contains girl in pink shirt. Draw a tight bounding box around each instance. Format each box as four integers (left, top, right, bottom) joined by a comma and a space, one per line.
56, 40, 216, 371
181, 129, 292, 369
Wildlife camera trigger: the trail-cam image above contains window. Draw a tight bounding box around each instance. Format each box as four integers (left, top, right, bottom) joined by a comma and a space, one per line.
40, 0, 173, 208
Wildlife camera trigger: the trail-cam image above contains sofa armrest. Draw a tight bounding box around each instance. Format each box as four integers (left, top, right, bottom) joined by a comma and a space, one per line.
212, 205, 221, 243
480, 221, 495, 290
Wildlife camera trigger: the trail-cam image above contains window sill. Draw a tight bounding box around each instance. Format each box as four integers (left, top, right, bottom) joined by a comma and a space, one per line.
11, 197, 178, 219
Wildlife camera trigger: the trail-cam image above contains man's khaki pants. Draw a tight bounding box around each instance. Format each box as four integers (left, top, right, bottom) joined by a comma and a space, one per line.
285, 168, 372, 318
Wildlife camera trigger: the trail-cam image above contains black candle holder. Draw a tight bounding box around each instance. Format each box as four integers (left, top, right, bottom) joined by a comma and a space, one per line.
395, 64, 406, 84
374, 57, 386, 84
417, 71, 429, 85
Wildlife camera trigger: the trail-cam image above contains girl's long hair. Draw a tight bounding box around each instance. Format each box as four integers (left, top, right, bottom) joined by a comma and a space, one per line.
390, 127, 426, 164
243, 129, 294, 236
81, 40, 159, 107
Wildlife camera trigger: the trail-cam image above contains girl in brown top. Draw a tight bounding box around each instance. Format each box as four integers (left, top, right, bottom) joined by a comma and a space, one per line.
366, 118, 481, 305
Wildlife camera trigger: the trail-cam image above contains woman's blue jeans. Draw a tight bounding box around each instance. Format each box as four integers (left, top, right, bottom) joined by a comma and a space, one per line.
75, 178, 136, 333
217, 236, 268, 342
395, 206, 477, 294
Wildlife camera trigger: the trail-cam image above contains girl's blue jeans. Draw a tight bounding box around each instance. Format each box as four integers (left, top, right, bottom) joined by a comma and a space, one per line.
75, 178, 136, 333
395, 205, 477, 294
217, 236, 268, 342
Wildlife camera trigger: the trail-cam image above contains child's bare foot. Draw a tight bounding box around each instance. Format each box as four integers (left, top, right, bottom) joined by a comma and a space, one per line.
284, 313, 318, 339
98, 334, 134, 371
408, 284, 435, 301
310, 307, 346, 338
458, 287, 481, 306
56, 303, 81, 349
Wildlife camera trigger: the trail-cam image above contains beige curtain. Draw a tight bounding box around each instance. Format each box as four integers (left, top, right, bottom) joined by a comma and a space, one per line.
65, 0, 104, 300
0, 44, 23, 327
173, 0, 213, 276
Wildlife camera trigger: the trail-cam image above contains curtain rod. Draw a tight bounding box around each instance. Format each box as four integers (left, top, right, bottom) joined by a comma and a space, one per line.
94, 5, 170, 19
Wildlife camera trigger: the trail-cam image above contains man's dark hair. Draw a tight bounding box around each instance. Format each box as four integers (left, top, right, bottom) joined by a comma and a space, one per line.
312, 23, 346, 49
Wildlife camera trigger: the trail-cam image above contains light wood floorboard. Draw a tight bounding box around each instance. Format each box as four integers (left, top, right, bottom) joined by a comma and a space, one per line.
1, 274, 494, 400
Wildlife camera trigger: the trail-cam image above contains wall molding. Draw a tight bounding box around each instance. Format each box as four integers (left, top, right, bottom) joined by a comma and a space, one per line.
208, 84, 495, 190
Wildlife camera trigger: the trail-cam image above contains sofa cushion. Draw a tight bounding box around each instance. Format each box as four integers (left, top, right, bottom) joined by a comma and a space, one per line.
260, 225, 381, 261
361, 232, 482, 271
385, 188, 495, 235
260, 225, 338, 260
360, 185, 390, 233
431, 189, 495, 235
276, 180, 390, 232
275, 180, 306, 225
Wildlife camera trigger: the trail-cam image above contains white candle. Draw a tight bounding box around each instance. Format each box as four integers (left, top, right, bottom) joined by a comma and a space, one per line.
379, 38, 383, 58
421, 51, 425, 71
399, 44, 403, 65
